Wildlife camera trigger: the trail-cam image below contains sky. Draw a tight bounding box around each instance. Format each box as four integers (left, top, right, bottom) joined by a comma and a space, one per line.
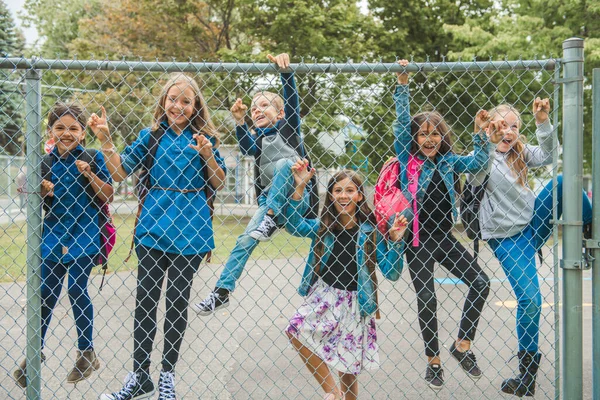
5, 0, 39, 45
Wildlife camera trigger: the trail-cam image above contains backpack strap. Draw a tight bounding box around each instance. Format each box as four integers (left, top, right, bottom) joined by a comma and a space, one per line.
473, 174, 490, 260
125, 127, 165, 262
366, 230, 381, 319
41, 154, 54, 213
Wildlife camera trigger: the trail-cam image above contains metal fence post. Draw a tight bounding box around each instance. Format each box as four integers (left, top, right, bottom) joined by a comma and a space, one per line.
592, 68, 600, 400
561, 37, 585, 399
24, 67, 43, 400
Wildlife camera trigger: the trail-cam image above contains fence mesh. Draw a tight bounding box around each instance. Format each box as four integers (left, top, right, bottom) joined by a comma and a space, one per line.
0, 58, 561, 399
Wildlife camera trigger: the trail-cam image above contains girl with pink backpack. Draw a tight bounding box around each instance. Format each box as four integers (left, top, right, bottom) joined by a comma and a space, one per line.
392, 60, 492, 390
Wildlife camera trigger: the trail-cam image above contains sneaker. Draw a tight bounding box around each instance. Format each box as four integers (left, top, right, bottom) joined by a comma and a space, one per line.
424, 363, 444, 390
100, 371, 155, 400
193, 289, 229, 316
158, 370, 176, 400
249, 214, 277, 241
449, 342, 482, 380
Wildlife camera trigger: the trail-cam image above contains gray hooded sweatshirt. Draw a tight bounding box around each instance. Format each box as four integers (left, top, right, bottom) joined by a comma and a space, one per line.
467, 120, 554, 240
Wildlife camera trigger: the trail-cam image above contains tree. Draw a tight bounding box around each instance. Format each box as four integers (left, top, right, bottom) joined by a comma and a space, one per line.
0, 0, 25, 155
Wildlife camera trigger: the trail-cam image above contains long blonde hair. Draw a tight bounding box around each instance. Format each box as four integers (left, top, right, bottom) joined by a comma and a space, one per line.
489, 104, 528, 186
152, 73, 220, 146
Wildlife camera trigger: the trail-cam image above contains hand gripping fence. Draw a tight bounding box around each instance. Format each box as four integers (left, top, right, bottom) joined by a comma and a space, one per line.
0, 44, 595, 399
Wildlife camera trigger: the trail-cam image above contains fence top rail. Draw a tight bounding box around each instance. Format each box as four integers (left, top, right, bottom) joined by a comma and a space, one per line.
0, 57, 557, 73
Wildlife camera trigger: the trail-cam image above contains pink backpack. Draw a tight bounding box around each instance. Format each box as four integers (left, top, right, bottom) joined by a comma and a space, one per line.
374, 155, 423, 245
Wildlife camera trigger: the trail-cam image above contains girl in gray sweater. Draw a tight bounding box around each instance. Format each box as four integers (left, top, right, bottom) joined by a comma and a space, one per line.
468, 99, 592, 397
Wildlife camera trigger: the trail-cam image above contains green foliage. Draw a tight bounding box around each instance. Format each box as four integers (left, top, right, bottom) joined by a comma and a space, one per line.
0, 0, 25, 155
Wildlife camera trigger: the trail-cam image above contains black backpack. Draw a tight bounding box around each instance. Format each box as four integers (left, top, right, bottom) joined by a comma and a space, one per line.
41, 149, 116, 289
460, 175, 489, 258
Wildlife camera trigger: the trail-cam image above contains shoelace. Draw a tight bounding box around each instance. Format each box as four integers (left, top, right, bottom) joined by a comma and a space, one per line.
258, 216, 276, 233
158, 371, 176, 399
201, 292, 219, 311
115, 372, 138, 399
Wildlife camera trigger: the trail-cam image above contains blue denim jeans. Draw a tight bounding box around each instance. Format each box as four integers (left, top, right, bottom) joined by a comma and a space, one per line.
216, 159, 309, 292
488, 176, 592, 352
40, 254, 96, 351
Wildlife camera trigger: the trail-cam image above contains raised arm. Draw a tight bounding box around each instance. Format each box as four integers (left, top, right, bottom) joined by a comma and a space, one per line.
393, 60, 411, 163
267, 53, 302, 147
89, 106, 129, 182
524, 98, 553, 168
231, 98, 257, 156
284, 159, 319, 238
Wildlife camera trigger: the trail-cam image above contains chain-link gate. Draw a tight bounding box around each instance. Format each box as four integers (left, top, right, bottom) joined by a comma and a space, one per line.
0, 49, 585, 400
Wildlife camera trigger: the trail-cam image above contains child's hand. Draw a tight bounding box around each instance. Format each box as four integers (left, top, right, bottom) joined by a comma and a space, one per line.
487, 120, 506, 144
75, 160, 93, 179
474, 110, 490, 134
230, 98, 248, 125
291, 159, 315, 187
396, 59, 410, 85
388, 213, 408, 242
190, 134, 213, 159
533, 97, 550, 125
41, 179, 54, 198
88, 106, 111, 144
267, 53, 290, 69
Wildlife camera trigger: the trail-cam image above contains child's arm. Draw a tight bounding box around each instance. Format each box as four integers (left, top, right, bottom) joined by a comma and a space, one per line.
190, 134, 227, 190
393, 60, 411, 163
468, 110, 498, 185
41, 179, 54, 197
524, 97, 553, 168
375, 213, 408, 281
268, 53, 302, 149
76, 157, 114, 205
231, 98, 257, 156
88, 107, 129, 182
284, 159, 319, 238
450, 125, 492, 174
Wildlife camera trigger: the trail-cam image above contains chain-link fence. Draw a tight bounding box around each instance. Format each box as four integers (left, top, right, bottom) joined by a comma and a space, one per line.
0, 53, 585, 400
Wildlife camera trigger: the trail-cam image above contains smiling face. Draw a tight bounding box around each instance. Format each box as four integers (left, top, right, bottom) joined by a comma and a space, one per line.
329, 177, 364, 218
48, 114, 86, 155
251, 92, 284, 128
416, 121, 443, 159
492, 109, 521, 153
164, 84, 196, 132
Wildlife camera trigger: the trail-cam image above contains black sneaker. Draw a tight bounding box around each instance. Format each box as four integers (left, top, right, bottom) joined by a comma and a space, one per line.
449, 342, 482, 380
100, 371, 155, 400
193, 289, 230, 316
424, 363, 444, 390
158, 370, 176, 400
249, 214, 277, 241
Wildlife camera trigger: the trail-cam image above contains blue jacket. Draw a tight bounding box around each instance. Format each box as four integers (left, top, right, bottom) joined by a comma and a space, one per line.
42, 145, 112, 263
285, 198, 405, 317
393, 84, 490, 220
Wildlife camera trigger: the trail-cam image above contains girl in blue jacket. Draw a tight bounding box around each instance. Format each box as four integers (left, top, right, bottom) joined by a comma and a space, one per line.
92, 73, 226, 400
284, 160, 407, 400
394, 60, 491, 390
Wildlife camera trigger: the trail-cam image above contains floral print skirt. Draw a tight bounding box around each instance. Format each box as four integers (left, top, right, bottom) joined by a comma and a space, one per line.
285, 279, 379, 374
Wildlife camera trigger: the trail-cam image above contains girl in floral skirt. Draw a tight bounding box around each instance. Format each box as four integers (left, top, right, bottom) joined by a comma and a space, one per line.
284, 159, 408, 400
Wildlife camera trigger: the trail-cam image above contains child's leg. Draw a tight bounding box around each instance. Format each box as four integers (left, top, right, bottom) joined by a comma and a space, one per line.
438, 235, 490, 346
406, 242, 440, 361
287, 334, 341, 397
66, 255, 96, 351
489, 232, 541, 352
162, 252, 205, 372
339, 372, 358, 400
133, 245, 168, 372
532, 175, 593, 250
40, 258, 68, 349
264, 158, 297, 218
214, 201, 268, 292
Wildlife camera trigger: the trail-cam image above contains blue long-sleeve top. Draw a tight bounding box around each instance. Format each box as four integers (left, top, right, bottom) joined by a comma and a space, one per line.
393, 84, 490, 220
235, 72, 305, 158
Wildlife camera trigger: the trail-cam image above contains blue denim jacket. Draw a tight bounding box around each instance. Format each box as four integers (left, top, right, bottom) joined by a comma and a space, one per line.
393, 84, 490, 220
285, 198, 404, 317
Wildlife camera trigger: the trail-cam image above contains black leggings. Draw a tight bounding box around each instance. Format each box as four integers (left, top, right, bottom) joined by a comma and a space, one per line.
406, 233, 490, 357
133, 245, 205, 373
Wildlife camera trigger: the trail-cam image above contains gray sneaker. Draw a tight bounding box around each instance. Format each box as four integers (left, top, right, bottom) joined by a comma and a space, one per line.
249, 214, 278, 241
99, 371, 155, 400
193, 290, 230, 316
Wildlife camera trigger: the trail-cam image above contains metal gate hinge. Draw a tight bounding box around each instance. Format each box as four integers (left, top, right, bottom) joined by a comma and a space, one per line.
560, 258, 590, 270
584, 239, 600, 249
550, 219, 583, 226
552, 76, 584, 84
